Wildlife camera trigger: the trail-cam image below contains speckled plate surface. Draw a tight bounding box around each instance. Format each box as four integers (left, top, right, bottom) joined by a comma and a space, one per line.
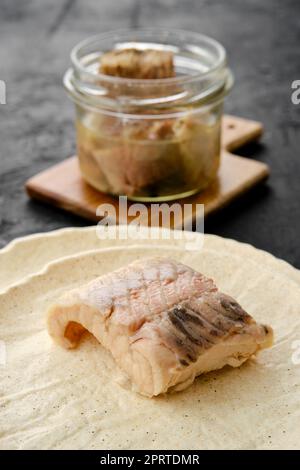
0, 245, 299, 450
0, 226, 299, 294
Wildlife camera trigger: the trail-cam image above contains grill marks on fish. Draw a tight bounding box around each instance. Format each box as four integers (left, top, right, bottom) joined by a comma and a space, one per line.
172, 306, 204, 326
219, 295, 252, 323
168, 309, 211, 347
173, 335, 199, 363
191, 295, 247, 334
164, 293, 255, 366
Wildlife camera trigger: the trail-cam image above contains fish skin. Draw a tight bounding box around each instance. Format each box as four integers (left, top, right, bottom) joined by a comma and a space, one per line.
47, 257, 273, 397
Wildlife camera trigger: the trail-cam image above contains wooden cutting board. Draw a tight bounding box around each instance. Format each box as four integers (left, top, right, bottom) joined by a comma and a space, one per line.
26, 115, 269, 229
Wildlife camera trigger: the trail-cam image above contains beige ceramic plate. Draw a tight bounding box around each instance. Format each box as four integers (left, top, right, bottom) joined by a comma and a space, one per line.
0, 226, 299, 294
0, 245, 299, 450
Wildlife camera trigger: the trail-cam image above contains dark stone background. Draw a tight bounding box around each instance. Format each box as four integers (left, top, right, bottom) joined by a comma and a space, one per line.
0, 0, 299, 267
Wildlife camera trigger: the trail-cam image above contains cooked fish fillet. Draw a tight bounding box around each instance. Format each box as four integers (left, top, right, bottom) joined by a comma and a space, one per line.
47, 257, 273, 397
100, 48, 175, 79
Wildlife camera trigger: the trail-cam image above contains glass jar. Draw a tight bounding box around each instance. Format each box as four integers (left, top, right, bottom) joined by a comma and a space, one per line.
64, 29, 233, 201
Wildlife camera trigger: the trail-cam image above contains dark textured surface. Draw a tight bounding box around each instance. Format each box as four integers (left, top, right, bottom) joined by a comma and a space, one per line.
0, 0, 299, 267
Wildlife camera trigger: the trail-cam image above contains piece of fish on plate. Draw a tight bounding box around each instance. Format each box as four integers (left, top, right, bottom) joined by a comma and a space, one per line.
47, 257, 273, 397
